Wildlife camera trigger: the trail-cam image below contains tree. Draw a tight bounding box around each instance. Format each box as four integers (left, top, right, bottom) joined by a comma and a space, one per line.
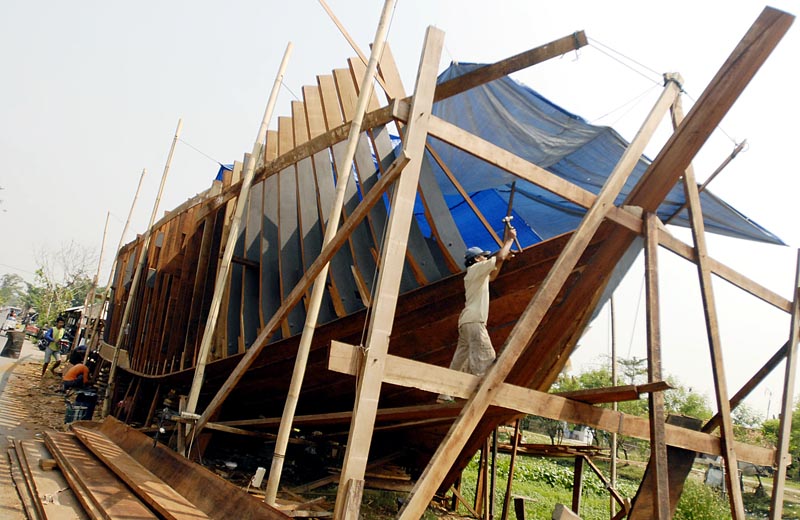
26, 241, 95, 327
0, 273, 25, 306
762, 400, 800, 479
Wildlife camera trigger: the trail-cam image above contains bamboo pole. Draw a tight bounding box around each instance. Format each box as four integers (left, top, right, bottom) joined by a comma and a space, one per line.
74, 211, 110, 353
85, 168, 147, 362
185, 42, 293, 419
769, 249, 800, 519
263, 1, 395, 505
102, 121, 182, 417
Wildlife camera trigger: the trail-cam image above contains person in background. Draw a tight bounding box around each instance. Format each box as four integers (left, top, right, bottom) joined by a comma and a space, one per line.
439, 228, 516, 403
62, 362, 90, 390
41, 317, 66, 378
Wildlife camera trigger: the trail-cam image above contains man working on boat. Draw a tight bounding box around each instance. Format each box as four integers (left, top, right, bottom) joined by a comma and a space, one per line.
439, 227, 516, 403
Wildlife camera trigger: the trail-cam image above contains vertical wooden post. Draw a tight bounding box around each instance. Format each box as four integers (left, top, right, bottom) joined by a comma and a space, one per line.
609, 297, 618, 519
474, 442, 487, 516
186, 43, 293, 420
644, 212, 670, 519
398, 78, 679, 520
264, 2, 395, 505
672, 94, 745, 518
102, 120, 182, 417
328, 27, 440, 519
769, 250, 800, 518
86, 168, 147, 361
572, 456, 585, 515
500, 419, 522, 520
332, 25, 444, 520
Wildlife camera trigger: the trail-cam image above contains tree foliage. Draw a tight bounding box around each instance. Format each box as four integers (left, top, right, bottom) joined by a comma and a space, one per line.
0, 273, 25, 307
26, 241, 95, 327
762, 400, 800, 479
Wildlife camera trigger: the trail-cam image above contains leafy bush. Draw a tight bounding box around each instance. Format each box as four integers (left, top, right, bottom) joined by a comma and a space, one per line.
674, 479, 731, 520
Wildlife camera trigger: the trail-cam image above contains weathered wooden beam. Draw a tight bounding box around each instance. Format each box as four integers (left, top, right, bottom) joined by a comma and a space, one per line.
328, 341, 778, 466
433, 31, 588, 102
555, 381, 671, 404
644, 212, 670, 519
770, 250, 800, 518
676, 94, 745, 518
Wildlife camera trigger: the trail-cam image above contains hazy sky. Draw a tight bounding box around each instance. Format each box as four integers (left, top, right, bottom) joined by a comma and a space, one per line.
1, 1, 798, 419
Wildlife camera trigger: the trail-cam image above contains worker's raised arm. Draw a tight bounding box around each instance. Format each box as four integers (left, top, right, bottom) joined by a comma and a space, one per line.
489, 228, 517, 281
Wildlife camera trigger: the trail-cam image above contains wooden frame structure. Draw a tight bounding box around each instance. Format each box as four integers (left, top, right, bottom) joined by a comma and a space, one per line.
98, 6, 798, 520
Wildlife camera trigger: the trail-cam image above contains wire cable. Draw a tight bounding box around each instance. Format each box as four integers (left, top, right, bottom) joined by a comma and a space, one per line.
588, 37, 662, 84
178, 138, 224, 166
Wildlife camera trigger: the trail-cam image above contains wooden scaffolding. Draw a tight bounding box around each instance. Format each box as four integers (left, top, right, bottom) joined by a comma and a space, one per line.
99, 5, 797, 519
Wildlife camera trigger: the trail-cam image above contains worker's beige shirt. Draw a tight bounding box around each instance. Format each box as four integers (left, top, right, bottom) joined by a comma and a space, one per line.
458, 257, 496, 326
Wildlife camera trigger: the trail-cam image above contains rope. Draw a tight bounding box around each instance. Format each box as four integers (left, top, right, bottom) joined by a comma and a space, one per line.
626, 272, 646, 360
280, 80, 301, 102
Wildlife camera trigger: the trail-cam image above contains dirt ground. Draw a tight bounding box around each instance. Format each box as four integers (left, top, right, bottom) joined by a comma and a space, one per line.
1, 336, 80, 518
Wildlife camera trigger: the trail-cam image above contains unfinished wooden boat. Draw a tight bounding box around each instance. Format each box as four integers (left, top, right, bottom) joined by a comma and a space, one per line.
100, 15, 789, 498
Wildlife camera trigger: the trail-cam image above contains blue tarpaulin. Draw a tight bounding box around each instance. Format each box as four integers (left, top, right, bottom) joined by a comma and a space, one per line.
412, 62, 784, 253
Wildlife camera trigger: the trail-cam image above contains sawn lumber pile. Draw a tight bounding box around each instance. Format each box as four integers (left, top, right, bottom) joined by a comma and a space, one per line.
8, 416, 290, 520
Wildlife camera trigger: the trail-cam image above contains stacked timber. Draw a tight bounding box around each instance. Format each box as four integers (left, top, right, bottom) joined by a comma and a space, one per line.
31, 417, 289, 519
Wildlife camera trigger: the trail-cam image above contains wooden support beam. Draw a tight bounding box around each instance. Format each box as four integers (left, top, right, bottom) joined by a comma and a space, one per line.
675, 94, 745, 519
555, 381, 671, 404
644, 212, 670, 519
433, 31, 588, 102
703, 340, 789, 433
500, 419, 522, 520
334, 26, 444, 520
571, 456, 584, 515
193, 152, 409, 436
770, 250, 800, 518
185, 43, 293, 419
397, 73, 680, 520
328, 341, 777, 466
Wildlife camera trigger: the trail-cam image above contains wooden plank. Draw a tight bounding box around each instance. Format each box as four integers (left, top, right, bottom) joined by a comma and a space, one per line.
344, 60, 419, 291
629, 416, 702, 520
658, 228, 791, 312
319, 73, 379, 304
770, 250, 800, 518
571, 456, 584, 515
335, 27, 445, 518
7, 443, 39, 520
328, 342, 777, 466
262, 144, 283, 342
433, 32, 588, 102
193, 153, 410, 435
81, 417, 289, 519
44, 431, 157, 520
500, 420, 522, 520
71, 425, 212, 520
398, 70, 681, 520
350, 56, 449, 285
243, 177, 264, 344
278, 116, 306, 336
367, 48, 465, 273
555, 381, 671, 404
293, 100, 335, 324
676, 96, 744, 518
643, 212, 670, 519
303, 84, 357, 316
18, 439, 88, 520
704, 340, 790, 433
